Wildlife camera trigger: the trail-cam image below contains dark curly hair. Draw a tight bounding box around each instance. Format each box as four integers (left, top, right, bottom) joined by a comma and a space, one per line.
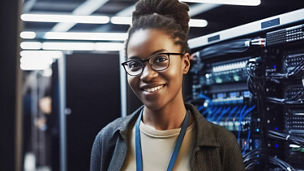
125, 0, 190, 55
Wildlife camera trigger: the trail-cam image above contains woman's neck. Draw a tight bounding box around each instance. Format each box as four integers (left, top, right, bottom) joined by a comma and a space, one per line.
142, 100, 187, 130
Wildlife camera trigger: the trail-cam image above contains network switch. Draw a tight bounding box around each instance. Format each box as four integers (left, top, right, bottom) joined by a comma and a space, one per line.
266, 24, 304, 46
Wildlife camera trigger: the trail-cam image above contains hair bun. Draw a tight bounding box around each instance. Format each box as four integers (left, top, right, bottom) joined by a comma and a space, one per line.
132, 0, 190, 33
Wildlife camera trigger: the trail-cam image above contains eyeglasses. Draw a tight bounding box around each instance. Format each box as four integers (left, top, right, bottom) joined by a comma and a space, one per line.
121, 52, 184, 76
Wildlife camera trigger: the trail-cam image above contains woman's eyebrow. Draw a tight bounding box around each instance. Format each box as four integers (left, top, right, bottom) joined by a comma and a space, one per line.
151, 49, 166, 55
128, 56, 140, 60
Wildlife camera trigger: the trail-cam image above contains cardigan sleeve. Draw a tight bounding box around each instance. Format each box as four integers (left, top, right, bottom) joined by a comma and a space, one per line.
222, 135, 245, 171
90, 117, 128, 171
90, 131, 103, 171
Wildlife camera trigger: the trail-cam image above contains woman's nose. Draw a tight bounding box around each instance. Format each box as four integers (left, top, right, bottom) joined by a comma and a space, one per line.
140, 63, 158, 81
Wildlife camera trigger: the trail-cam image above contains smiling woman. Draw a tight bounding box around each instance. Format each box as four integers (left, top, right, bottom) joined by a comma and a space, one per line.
90, 0, 245, 171
126, 29, 189, 113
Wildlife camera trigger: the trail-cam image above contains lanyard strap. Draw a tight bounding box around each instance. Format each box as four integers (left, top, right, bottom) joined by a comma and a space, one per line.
135, 109, 190, 171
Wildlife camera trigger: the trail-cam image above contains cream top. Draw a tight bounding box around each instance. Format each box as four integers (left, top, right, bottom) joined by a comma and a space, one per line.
121, 120, 195, 171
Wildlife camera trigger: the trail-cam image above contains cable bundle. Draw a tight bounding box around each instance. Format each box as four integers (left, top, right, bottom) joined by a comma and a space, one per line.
246, 59, 304, 104
243, 150, 297, 171
269, 156, 296, 171
243, 150, 261, 170
268, 130, 304, 146
246, 59, 266, 97
246, 57, 304, 81
266, 95, 304, 105
267, 58, 304, 79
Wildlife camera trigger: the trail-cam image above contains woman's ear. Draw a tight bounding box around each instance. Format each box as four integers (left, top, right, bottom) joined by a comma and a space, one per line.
182, 53, 191, 74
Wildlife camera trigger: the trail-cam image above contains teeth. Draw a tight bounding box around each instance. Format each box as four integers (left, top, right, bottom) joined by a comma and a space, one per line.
144, 85, 163, 92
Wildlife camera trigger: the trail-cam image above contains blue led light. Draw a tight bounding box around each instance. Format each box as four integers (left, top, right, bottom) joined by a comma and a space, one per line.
217, 93, 224, 98
230, 92, 237, 98
256, 128, 260, 132
243, 91, 250, 97
275, 127, 278, 131
275, 144, 279, 148
273, 65, 277, 69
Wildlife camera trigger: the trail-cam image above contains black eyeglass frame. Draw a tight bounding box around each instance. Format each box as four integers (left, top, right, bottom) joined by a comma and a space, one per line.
121, 52, 184, 76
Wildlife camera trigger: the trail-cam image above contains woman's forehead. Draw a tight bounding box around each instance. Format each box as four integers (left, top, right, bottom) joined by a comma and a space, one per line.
127, 29, 180, 57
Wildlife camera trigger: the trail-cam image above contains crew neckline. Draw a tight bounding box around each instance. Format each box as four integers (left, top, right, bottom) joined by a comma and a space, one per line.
139, 121, 194, 138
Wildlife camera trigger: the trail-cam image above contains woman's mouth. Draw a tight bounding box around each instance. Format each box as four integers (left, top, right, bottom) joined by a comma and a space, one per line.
142, 84, 165, 93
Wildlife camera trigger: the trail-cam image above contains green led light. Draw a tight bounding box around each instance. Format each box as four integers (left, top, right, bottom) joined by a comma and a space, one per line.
233, 75, 240, 81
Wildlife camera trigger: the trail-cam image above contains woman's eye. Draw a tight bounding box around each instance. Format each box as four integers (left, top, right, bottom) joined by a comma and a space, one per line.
154, 55, 168, 63
128, 61, 141, 69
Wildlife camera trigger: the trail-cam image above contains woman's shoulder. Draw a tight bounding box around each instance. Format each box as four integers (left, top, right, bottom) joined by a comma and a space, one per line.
95, 114, 134, 139
206, 121, 237, 143
95, 106, 143, 141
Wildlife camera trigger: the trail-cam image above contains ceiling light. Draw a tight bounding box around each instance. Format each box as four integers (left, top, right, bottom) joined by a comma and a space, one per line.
111, 16, 208, 27
44, 32, 127, 41
20, 50, 63, 70
95, 42, 124, 51
189, 19, 208, 27
20, 42, 42, 50
20, 14, 110, 24
42, 42, 95, 51
35, 41, 124, 51
111, 17, 132, 25
180, 0, 261, 6
20, 31, 36, 39
20, 55, 54, 70
20, 50, 64, 59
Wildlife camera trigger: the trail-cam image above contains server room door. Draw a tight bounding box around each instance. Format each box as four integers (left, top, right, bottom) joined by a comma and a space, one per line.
65, 52, 121, 171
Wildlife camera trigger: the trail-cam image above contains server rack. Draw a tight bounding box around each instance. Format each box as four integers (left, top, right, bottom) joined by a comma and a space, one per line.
188, 8, 304, 170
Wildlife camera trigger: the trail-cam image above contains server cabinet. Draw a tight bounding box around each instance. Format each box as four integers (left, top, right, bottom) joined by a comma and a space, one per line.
189, 9, 304, 170
65, 52, 121, 171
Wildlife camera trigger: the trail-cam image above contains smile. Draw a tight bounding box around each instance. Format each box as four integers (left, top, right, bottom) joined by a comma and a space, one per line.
143, 85, 165, 93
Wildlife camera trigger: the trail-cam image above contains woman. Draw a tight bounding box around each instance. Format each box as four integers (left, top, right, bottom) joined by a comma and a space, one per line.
90, 0, 245, 170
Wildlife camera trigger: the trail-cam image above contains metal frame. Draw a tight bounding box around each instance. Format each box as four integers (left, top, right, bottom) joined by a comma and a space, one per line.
188, 8, 304, 49
120, 49, 127, 117
58, 55, 67, 171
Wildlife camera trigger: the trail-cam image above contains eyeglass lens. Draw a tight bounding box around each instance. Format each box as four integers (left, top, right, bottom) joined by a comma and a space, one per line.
124, 53, 169, 75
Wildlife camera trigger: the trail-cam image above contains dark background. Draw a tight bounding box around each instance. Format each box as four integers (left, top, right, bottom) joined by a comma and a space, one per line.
65, 52, 121, 171
0, 0, 22, 170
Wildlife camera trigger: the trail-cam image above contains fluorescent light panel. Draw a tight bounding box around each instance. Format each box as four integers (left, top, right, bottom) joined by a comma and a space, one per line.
42, 42, 124, 51
20, 41, 124, 51
20, 31, 36, 39
21, 14, 207, 27
189, 19, 208, 27
42, 42, 95, 51
20, 50, 64, 70
20, 42, 42, 50
20, 54, 54, 71
111, 17, 132, 25
20, 57, 53, 70
44, 32, 127, 41
95, 42, 124, 51
20, 50, 64, 58
21, 14, 110, 24
111, 17, 208, 27
180, 0, 261, 6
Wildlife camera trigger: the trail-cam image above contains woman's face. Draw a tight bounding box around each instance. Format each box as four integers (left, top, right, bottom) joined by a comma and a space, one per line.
126, 29, 190, 110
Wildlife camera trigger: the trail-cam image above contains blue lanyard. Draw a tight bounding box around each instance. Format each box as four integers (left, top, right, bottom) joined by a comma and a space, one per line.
135, 109, 190, 171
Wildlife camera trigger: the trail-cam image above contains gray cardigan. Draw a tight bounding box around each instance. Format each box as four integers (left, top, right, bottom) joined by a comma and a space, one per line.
90, 104, 245, 171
